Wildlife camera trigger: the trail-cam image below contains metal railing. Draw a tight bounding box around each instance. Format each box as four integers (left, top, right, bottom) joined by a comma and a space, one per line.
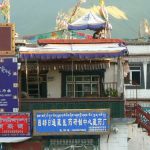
135, 104, 150, 135
21, 82, 119, 99
125, 104, 150, 135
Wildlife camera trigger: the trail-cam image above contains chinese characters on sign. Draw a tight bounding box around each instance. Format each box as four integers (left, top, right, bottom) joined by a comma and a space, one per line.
33, 109, 110, 136
0, 57, 18, 112
0, 113, 31, 137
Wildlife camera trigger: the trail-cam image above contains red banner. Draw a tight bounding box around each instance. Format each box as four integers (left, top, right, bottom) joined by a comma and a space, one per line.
0, 113, 31, 136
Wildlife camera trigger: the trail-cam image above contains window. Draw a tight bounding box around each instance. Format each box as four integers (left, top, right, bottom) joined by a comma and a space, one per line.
124, 66, 141, 85
66, 75, 100, 97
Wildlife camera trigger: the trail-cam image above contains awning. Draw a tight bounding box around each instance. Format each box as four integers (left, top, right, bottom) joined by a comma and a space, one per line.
19, 51, 127, 60
21, 60, 110, 71
68, 22, 107, 31
68, 12, 112, 31
19, 43, 128, 60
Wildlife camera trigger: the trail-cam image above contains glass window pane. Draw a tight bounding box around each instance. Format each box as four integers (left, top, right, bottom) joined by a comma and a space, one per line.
75, 92, 83, 97
92, 84, 98, 92
75, 84, 82, 91
92, 92, 98, 96
84, 84, 91, 92
84, 92, 91, 96
67, 84, 74, 92
132, 71, 140, 85
67, 92, 74, 97
75, 76, 82, 81
92, 76, 99, 81
66, 76, 73, 81
84, 76, 91, 81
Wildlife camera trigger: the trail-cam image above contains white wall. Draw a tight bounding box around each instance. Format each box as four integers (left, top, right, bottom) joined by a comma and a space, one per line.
124, 44, 150, 100
47, 71, 61, 98
100, 124, 128, 150
100, 123, 150, 150
125, 89, 150, 99
127, 45, 150, 55
128, 124, 150, 150
105, 64, 117, 83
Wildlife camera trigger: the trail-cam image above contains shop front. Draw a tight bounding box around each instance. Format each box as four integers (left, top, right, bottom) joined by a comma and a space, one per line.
32, 109, 110, 150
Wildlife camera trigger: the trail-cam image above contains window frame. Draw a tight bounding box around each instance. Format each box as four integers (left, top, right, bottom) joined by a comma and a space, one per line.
124, 66, 141, 86
66, 75, 100, 97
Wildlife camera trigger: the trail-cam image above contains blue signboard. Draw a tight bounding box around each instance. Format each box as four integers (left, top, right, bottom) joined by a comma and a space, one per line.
33, 109, 110, 135
0, 57, 18, 112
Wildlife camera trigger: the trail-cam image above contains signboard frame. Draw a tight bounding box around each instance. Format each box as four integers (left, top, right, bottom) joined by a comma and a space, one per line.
0, 57, 18, 112
33, 109, 110, 136
0, 112, 31, 137
0, 23, 15, 56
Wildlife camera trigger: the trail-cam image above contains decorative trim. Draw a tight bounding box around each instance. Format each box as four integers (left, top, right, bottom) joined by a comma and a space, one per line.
0, 23, 15, 56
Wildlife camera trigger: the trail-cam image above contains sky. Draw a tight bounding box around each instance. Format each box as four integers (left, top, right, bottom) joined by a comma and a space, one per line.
1, 0, 150, 39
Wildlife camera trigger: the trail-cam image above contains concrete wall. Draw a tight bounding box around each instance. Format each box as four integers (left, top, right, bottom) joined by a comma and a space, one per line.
100, 123, 150, 150
128, 124, 150, 150
105, 64, 117, 83
100, 124, 128, 150
127, 45, 150, 55
47, 71, 61, 98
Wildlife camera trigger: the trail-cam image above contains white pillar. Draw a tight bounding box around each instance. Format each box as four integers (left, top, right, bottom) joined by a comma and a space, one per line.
117, 58, 124, 96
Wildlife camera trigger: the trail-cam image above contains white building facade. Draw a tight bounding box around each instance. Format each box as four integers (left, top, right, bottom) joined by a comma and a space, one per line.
124, 43, 150, 107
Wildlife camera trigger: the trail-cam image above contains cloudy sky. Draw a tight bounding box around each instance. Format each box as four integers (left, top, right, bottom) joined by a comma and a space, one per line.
1, 0, 149, 39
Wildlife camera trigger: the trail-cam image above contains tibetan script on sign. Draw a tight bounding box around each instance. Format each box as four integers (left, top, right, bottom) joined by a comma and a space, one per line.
33, 109, 110, 136
0, 112, 31, 137
0, 57, 18, 112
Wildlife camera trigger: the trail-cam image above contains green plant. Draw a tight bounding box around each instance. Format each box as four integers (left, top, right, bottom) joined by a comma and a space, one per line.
105, 88, 118, 97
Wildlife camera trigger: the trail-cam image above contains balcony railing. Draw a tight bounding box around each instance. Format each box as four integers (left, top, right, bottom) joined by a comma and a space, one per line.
20, 82, 125, 118
22, 82, 119, 98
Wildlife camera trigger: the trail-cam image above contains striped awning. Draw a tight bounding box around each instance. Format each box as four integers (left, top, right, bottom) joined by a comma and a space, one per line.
21, 61, 110, 71
19, 42, 128, 60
